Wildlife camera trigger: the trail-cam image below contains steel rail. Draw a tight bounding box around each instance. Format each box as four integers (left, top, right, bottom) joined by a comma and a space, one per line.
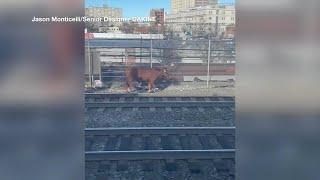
85, 101, 234, 108
87, 46, 235, 51
85, 127, 235, 136
85, 93, 235, 99
85, 149, 235, 161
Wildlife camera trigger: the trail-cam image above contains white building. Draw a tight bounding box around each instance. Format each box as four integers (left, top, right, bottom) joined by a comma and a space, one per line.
85, 6, 123, 30
85, 6, 123, 18
171, 0, 218, 13
166, 5, 235, 37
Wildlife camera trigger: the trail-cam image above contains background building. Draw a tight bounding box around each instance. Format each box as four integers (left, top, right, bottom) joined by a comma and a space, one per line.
85, 5, 123, 32
171, 0, 218, 13
166, 5, 235, 37
150, 8, 165, 25
150, 8, 165, 34
85, 6, 123, 18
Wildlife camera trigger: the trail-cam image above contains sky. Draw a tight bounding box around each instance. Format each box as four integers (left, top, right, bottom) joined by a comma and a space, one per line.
85, 0, 235, 17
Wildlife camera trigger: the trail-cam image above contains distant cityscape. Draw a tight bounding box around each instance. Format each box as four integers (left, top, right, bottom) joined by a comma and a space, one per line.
85, 0, 235, 39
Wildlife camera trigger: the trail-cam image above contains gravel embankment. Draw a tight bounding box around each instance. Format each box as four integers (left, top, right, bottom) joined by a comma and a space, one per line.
85, 106, 235, 128
92, 81, 235, 97
86, 159, 234, 180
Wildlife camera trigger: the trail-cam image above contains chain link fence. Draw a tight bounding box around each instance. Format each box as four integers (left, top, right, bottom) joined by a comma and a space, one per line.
85, 38, 235, 90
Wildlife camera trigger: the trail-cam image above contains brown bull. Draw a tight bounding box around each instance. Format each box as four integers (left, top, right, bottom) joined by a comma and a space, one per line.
125, 67, 169, 93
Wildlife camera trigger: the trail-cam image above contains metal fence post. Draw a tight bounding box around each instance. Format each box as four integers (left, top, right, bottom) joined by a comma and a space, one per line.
125, 49, 128, 65
207, 39, 211, 88
87, 41, 92, 87
99, 50, 102, 81
150, 39, 153, 68
140, 37, 142, 63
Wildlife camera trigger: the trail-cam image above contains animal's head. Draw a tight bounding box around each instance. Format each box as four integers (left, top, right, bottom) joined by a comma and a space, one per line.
160, 68, 169, 78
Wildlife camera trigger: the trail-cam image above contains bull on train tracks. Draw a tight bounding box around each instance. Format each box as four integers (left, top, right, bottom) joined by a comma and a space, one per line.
125, 66, 169, 93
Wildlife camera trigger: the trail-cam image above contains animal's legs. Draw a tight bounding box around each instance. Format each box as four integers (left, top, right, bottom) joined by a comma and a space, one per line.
125, 81, 130, 92
148, 81, 152, 93
125, 80, 133, 92
148, 81, 155, 93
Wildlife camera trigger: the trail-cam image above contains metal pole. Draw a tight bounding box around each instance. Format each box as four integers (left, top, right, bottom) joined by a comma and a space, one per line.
125, 49, 128, 65
99, 51, 102, 81
207, 39, 211, 88
150, 39, 153, 68
121, 52, 124, 63
87, 40, 92, 87
140, 37, 142, 63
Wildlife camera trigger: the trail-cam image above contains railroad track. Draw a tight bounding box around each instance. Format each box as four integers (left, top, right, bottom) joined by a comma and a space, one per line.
86, 155, 234, 179
85, 127, 235, 179
85, 95, 235, 179
86, 150, 234, 161
85, 93, 235, 102
86, 127, 235, 158
85, 94, 235, 108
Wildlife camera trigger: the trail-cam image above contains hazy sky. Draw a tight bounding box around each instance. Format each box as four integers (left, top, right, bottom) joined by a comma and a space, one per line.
85, 0, 235, 17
